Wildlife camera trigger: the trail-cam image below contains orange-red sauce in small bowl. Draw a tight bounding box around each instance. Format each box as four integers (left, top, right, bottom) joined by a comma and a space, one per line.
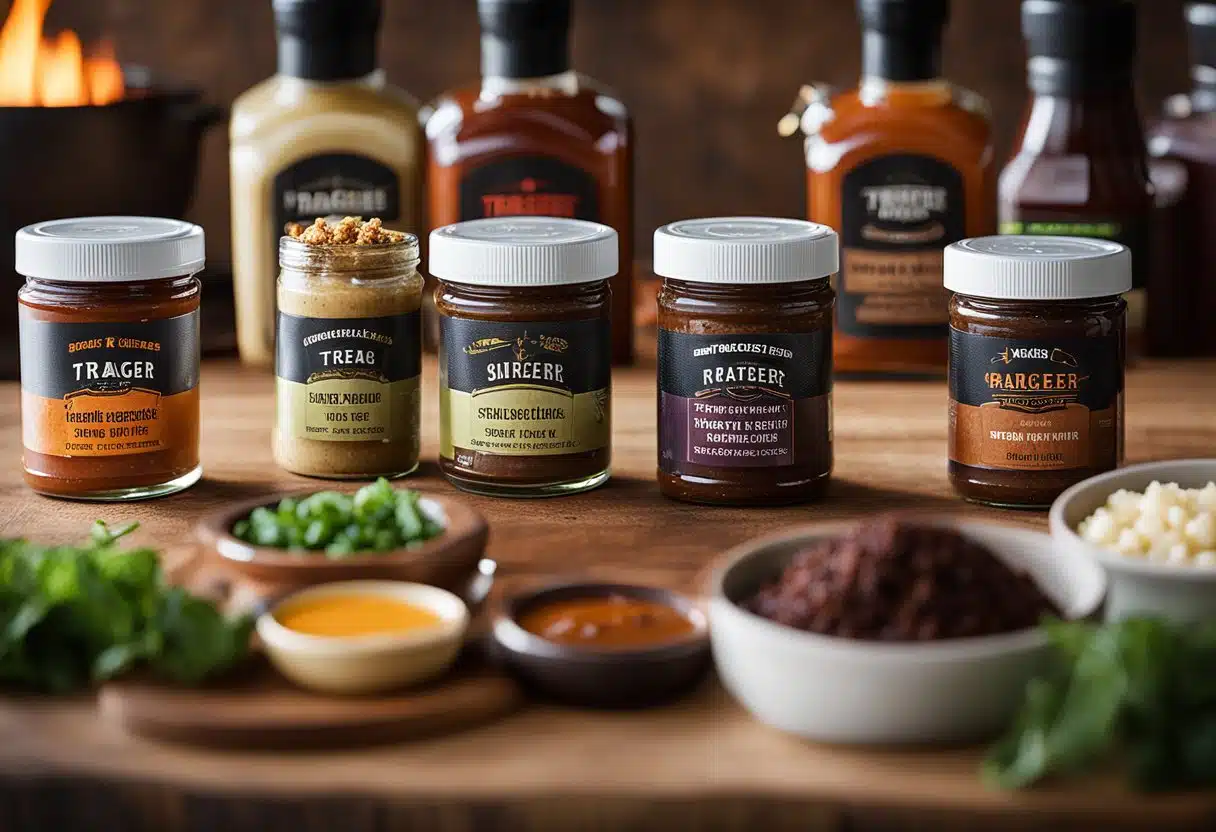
518, 594, 696, 649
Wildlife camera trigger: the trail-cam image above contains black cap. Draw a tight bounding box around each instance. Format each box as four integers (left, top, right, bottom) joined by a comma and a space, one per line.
1187, 4, 1216, 71
857, 0, 950, 82
479, 0, 571, 80
1022, 0, 1137, 94
274, 0, 380, 81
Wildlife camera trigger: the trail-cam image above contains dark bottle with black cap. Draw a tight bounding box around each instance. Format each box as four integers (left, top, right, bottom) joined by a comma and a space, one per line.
424, 0, 634, 364
999, 0, 1153, 353
230, 0, 423, 367
1148, 3, 1216, 357
802, 0, 994, 378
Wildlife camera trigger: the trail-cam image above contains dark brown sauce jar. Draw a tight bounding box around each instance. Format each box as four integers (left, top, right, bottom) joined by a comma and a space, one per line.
654, 218, 838, 505
17, 217, 204, 501
431, 217, 616, 497
945, 236, 1130, 509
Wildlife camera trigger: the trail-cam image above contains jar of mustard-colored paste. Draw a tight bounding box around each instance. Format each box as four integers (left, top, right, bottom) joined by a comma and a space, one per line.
274, 217, 423, 478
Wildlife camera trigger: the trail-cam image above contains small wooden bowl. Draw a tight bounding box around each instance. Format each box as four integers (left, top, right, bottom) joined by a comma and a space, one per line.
491, 581, 711, 709
198, 491, 489, 594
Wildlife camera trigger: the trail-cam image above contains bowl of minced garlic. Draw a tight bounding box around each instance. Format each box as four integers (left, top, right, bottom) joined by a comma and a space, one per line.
1050, 459, 1216, 624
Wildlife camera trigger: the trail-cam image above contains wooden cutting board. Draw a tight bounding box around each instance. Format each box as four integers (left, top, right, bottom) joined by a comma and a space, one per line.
96, 547, 522, 750
98, 653, 522, 750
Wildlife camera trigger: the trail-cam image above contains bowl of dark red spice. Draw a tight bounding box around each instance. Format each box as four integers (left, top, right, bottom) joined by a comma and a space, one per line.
491, 582, 711, 709
708, 516, 1106, 745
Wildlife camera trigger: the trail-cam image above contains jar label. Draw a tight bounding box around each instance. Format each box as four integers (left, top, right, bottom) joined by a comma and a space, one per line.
657, 330, 832, 471
275, 311, 421, 443
838, 154, 964, 339
457, 155, 600, 221
949, 330, 1123, 471
439, 317, 611, 461
19, 310, 199, 458
274, 154, 402, 254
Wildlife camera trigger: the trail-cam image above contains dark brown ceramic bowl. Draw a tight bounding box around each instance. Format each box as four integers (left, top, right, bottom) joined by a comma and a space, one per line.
491, 582, 711, 709
197, 491, 488, 594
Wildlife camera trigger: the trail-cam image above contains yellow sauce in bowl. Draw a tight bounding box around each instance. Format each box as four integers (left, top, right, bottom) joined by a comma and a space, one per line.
275, 594, 443, 638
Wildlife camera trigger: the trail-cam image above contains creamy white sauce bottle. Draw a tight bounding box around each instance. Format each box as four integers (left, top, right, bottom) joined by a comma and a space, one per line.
230, 0, 423, 366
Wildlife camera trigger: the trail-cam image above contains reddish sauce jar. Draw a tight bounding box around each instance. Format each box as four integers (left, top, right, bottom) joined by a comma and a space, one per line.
17, 217, 204, 501
654, 218, 838, 505
946, 236, 1130, 508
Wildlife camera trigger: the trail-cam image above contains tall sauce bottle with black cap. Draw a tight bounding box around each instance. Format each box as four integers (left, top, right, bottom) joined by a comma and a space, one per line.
805, 0, 994, 378
230, 0, 423, 367
425, 0, 634, 364
1149, 3, 1216, 357
1000, 0, 1153, 351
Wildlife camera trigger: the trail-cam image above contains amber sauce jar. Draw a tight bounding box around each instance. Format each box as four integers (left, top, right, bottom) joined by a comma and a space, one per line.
430, 217, 616, 497
17, 218, 205, 501
654, 218, 839, 505
945, 236, 1130, 508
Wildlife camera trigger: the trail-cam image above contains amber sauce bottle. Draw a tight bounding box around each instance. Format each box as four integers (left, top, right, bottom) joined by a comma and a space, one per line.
999, 0, 1153, 352
1148, 3, 1216, 357
425, 0, 633, 364
805, 0, 994, 378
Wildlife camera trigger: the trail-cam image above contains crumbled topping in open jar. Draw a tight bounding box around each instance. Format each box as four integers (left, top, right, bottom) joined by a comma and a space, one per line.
285, 216, 407, 246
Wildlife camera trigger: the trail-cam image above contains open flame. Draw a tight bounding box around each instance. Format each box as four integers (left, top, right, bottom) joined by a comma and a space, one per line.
0, 0, 124, 107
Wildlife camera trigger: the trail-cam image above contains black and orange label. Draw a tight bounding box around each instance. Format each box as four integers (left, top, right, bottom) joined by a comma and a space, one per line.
19, 310, 199, 458
948, 330, 1123, 472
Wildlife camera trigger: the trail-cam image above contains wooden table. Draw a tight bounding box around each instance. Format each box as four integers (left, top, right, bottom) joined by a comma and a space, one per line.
2, 357, 1215, 832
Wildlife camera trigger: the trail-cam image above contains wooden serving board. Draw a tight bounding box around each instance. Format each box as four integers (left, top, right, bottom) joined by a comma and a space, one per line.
95, 546, 522, 750
98, 654, 522, 750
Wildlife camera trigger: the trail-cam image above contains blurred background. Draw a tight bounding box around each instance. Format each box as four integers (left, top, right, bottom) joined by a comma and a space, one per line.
33, 0, 1193, 261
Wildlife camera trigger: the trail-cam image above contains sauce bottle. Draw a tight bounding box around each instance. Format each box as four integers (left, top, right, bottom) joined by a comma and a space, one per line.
425, 0, 634, 365
1148, 2, 1216, 357
804, 0, 994, 378
230, 0, 423, 367
999, 0, 1153, 352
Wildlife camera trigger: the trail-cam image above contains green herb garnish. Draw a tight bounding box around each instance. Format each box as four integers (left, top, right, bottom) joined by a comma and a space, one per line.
985, 617, 1216, 791
231, 478, 445, 558
0, 522, 253, 693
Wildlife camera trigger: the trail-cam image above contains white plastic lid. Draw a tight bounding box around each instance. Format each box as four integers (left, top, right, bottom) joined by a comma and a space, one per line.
652, 217, 839, 284
15, 216, 206, 283
944, 236, 1131, 300
428, 217, 618, 287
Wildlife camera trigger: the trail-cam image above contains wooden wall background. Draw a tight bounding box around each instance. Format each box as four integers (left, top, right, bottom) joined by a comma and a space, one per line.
40, 0, 1192, 260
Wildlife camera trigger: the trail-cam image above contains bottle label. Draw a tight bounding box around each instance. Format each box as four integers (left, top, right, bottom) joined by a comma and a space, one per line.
275, 311, 421, 442
458, 156, 600, 221
949, 330, 1123, 471
274, 154, 401, 247
997, 218, 1150, 290
658, 330, 832, 472
439, 317, 611, 461
838, 154, 965, 339
19, 310, 199, 458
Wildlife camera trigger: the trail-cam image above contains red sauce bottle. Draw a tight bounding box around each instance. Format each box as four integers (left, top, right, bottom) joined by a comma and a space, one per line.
1147, 2, 1216, 357
425, 0, 634, 364
806, 0, 995, 378
999, 0, 1153, 352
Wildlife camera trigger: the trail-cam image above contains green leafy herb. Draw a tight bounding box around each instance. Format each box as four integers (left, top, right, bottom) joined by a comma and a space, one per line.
231, 479, 445, 558
985, 617, 1216, 791
0, 522, 253, 693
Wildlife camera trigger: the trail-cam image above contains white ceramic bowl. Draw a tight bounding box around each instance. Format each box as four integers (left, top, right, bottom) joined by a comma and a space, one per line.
709, 518, 1105, 745
1050, 458, 1216, 624
257, 580, 469, 695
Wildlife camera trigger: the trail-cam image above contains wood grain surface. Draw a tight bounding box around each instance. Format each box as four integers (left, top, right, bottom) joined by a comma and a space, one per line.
1, 356, 1215, 831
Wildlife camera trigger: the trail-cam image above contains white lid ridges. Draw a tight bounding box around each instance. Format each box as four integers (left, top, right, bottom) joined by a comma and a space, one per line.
428, 217, 618, 287
944, 236, 1131, 300
15, 217, 206, 283
653, 217, 839, 284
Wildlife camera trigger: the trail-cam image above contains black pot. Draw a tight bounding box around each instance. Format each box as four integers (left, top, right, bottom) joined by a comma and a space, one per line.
0, 67, 224, 378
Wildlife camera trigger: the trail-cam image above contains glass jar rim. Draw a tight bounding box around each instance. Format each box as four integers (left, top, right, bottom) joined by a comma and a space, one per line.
278, 235, 421, 273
